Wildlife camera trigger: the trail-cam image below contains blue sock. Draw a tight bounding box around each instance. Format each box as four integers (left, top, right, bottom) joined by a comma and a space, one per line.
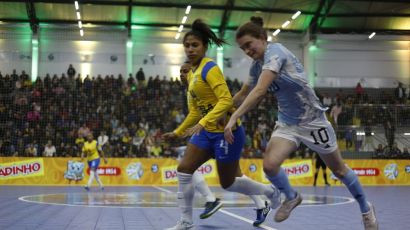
266, 168, 296, 200
340, 168, 369, 213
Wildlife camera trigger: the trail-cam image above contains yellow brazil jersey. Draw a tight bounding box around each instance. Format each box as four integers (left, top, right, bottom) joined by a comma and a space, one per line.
82, 140, 100, 161
174, 57, 240, 135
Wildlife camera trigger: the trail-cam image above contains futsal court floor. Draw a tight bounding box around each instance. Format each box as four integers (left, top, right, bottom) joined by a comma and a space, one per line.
0, 185, 408, 230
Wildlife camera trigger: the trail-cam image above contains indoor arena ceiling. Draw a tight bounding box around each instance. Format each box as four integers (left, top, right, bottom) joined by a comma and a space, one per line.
0, 0, 409, 38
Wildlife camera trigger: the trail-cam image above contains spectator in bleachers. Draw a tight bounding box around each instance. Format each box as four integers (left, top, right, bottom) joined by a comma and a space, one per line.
395, 82, 406, 104
132, 127, 146, 156
78, 123, 91, 138
382, 108, 395, 148
10, 69, 18, 82
373, 144, 385, 158
136, 68, 145, 86
322, 93, 332, 107
97, 130, 109, 151
13, 137, 24, 157
345, 128, 353, 150
25, 143, 38, 157
362, 123, 375, 152
354, 129, 363, 151
388, 142, 402, 159
121, 131, 132, 156
67, 64, 76, 78
149, 141, 162, 158
355, 82, 364, 103
330, 100, 342, 126
43, 140, 56, 157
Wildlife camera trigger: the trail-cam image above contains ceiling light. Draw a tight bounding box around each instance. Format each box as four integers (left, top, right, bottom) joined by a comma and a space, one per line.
282, 20, 290, 28
76, 12, 81, 20
126, 40, 133, 48
80, 29, 84, 37
178, 25, 184, 32
273, 29, 280, 36
175, 33, 181, 40
74, 1, 79, 10
181, 16, 187, 24
292, 11, 301, 20
267, 36, 272, 41
78, 21, 82, 29
368, 32, 376, 39
185, 5, 191, 14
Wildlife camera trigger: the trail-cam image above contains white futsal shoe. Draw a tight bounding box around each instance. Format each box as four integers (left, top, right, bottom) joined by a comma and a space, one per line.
165, 220, 194, 230
362, 202, 378, 230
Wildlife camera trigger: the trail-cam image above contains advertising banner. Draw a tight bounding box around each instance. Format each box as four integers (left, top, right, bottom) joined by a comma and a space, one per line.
1, 157, 409, 186
0, 158, 44, 180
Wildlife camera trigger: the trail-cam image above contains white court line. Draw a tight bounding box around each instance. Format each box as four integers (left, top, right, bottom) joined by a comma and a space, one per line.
152, 185, 173, 194
219, 209, 277, 230
152, 186, 278, 230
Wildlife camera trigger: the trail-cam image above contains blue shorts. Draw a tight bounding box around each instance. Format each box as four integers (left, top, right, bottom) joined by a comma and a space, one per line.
88, 158, 100, 170
189, 126, 245, 163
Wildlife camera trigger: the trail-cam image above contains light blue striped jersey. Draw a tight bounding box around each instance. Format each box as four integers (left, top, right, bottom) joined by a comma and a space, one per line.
248, 42, 326, 125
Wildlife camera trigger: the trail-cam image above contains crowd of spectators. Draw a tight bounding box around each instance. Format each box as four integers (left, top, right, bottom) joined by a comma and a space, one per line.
0, 68, 409, 159
316, 82, 410, 159
0, 67, 274, 158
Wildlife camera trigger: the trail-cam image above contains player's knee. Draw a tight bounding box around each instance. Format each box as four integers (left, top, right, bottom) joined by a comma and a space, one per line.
177, 164, 194, 174
220, 177, 235, 189
263, 160, 280, 176
332, 168, 346, 179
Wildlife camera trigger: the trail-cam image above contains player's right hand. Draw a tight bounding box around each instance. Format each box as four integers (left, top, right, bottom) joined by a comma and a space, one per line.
162, 132, 178, 140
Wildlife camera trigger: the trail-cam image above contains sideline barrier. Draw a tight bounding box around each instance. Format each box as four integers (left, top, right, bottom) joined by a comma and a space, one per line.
1, 157, 409, 186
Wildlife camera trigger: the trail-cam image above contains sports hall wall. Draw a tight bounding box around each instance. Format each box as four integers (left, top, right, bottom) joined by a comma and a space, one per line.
0, 28, 408, 87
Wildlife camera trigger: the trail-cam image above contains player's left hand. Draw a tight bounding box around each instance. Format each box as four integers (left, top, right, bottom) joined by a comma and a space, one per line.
185, 123, 204, 136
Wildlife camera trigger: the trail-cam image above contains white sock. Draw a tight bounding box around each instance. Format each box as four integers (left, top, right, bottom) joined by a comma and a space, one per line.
225, 174, 275, 198
192, 171, 215, 202
94, 171, 103, 188
241, 175, 266, 209
87, 171, 95, 187
177, 172, 194, 223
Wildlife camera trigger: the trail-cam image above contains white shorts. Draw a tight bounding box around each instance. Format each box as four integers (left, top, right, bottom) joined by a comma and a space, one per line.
272, 116, 338, 154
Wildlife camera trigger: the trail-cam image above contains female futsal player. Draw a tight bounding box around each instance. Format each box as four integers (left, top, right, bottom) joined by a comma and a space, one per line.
177, 62, 272, 225
162, 19, 280, 230
177, 62, 221, 219
224, 16, 378, 230
81, 133, 107, 191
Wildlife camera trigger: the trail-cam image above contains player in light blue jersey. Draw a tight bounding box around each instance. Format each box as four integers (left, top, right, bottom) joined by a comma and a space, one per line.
224, 16, 378, 230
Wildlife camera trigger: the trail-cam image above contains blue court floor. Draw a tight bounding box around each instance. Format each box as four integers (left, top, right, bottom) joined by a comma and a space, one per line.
0, 185, 409, 230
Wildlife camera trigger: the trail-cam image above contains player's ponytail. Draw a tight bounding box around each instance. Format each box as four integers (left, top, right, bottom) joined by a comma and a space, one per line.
183, 19, 227, 48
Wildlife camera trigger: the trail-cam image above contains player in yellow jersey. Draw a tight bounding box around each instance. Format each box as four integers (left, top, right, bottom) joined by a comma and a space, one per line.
181, 61, 277, 225
163, 19, 280, 230
81, 133, 107, 191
